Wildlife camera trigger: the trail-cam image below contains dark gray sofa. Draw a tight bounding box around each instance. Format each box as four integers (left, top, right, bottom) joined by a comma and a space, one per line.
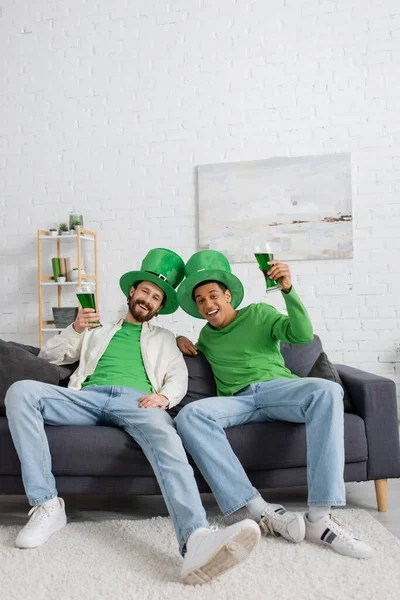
1, 335, 399, 511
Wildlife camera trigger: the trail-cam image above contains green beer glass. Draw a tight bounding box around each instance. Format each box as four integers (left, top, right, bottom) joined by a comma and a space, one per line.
254, 243, 281, 294
76, 284, 102, 328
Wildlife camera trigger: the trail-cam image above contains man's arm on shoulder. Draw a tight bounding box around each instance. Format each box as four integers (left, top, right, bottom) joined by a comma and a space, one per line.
176, 335, 198, 355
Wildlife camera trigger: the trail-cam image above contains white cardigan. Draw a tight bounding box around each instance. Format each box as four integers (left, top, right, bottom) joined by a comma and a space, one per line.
38, 319, 188, 408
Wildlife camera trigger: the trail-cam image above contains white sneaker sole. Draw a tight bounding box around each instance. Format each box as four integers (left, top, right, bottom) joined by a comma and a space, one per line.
16, 515, 67, 549
182, 526, 261, 586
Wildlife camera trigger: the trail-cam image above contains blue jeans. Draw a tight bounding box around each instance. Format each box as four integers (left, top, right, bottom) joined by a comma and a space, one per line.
175, 377, 346, 514
5, 381, 209, 555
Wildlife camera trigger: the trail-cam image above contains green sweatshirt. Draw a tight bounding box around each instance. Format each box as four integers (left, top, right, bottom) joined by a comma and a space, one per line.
196, 288, 313, 396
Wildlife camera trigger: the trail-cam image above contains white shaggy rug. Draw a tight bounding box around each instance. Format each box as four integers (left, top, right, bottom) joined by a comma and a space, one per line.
0, 509, 399, 600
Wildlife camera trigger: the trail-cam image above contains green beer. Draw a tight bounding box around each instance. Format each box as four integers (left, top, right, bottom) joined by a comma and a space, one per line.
76, 293, 96, 310
76, 287, 101, 327
254, 252, 280, 293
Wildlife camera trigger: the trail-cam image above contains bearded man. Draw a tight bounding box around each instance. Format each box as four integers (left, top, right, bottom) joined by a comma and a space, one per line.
5, 248, 260, 585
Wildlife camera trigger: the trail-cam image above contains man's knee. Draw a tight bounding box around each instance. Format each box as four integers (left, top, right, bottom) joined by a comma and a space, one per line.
308, 379, 344, 413
175, 402, 204, 433
307, 377, 341, 394
136, 406, 175, 434
5, 380, 44, 414
319, 379, 343, 400
5, 380, 31, 408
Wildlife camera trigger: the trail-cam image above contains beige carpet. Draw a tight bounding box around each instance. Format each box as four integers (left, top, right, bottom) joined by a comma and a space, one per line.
0, 509, 399, 600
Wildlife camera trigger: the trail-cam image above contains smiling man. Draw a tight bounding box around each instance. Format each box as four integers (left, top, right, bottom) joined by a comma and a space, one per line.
175, 249, 373, 560
5, 248, 260, 585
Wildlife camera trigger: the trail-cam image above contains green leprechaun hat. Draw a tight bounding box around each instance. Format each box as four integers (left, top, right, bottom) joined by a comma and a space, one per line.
119, 248, 185, 315
177, 249, 244, 319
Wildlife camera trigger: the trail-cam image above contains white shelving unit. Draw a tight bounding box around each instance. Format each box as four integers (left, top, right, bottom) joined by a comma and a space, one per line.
37, 229, 98, 346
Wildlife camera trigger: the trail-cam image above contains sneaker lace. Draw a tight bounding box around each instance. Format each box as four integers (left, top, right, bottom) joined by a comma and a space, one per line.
26, 503, 56, 527
259, 506, 293, 537
259, 514, 275, 537
327, 515, 357, 544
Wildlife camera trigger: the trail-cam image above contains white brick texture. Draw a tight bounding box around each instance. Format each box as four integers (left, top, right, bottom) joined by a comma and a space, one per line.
1, 0, 399, 411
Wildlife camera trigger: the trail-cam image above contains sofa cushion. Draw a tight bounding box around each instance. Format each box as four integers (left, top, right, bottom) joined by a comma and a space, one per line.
225, 412, 367, 471
0, 420, 157, 477
280, 335, 323, 377
168, 353, 216, 416
0, 340, 76, 416
0, 414, 367, 477
7, 341, 41, 356
307, 352, 354, 412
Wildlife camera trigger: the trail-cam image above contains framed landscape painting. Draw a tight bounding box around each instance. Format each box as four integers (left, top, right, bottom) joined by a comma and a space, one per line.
197, 152, 353, 262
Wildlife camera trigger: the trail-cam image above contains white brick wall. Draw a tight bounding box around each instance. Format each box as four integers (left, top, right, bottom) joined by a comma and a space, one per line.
1, 0, 399, 410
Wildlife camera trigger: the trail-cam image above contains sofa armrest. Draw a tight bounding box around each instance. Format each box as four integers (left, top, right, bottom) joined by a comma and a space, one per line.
335, 364, 400, 480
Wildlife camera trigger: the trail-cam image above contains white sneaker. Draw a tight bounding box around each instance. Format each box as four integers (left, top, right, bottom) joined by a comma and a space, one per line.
181, 519, 261, 585
259, 505, 305, 543
304, 513, 374, 559
15, 497, 67, 549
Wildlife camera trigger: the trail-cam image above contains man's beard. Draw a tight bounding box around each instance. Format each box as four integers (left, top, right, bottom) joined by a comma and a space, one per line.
128, 296, 158, 323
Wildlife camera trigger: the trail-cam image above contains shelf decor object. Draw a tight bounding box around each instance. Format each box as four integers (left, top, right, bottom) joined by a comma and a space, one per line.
52, 307, 79, 329
69, 211, 84, 230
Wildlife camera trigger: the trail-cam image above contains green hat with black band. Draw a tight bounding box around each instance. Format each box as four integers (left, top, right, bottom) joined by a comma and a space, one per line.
120, 248, 185, 315
177, 249, 244, 319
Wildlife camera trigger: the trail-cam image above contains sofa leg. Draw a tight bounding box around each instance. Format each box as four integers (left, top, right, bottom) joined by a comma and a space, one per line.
374, 479, 388, 512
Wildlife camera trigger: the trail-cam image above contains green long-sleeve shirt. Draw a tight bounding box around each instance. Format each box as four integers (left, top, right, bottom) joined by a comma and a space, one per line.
196, 288, 313, 396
